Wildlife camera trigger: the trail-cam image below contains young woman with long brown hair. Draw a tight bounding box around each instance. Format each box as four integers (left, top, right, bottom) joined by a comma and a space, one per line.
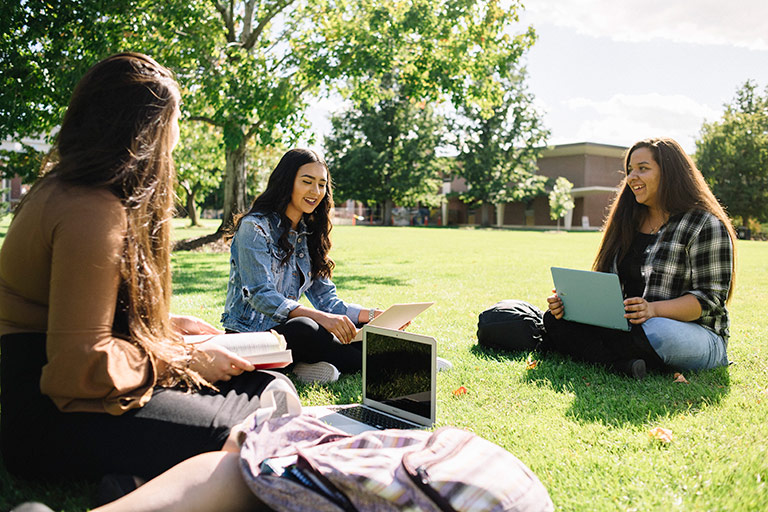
221, 148, 384, 384
0, 53, 277, 486
544, 137, 735, 378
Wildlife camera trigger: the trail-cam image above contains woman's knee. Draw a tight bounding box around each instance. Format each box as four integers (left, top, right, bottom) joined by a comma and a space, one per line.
282, 316, 321, 333
641, 318, 726, 370
278, 317, 333, 344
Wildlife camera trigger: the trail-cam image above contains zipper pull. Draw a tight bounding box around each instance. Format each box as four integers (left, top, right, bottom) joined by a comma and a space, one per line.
417, 467, 431, 484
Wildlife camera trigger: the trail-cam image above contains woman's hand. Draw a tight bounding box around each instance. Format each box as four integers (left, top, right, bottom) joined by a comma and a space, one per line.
316, 312, 358, 344
546, 290, 564, 319
189, 342, 255, 383
171, 314, 223, 335
623, 297, 656, 324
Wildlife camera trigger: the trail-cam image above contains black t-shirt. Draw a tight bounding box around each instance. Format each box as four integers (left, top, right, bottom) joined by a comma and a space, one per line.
617, 232, 657, 298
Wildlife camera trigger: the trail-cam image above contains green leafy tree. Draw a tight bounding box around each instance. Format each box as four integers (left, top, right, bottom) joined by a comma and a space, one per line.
548, 176, 574, 231
0, 1, 133, 182
174, 123, 225, 226
325, 83, 447, 224
454, 63, 549, 226
2, 0, 538, 233
695, 80, 768, 226
0, 143, 45, 184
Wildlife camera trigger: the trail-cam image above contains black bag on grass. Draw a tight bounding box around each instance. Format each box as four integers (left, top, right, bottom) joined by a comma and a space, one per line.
477, 300, 545, 352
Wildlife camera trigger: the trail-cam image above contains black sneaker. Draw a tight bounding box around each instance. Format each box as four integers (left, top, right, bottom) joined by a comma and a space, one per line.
613, 358, 647, 380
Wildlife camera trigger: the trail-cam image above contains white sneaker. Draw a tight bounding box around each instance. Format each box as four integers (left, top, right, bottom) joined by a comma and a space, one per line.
437, 357, 453, 372
292, 362, 340, 384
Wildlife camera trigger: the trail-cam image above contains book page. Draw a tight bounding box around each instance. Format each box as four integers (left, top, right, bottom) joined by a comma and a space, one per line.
184, 331, 286, 357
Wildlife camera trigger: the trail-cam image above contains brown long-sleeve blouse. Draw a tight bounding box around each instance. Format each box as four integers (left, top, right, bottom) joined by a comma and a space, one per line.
0, 179, 155, 415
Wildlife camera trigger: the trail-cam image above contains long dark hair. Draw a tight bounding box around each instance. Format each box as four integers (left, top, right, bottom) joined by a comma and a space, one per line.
593, 137, 736, 300
237, 148, 335, 278
19, 52, 205, 388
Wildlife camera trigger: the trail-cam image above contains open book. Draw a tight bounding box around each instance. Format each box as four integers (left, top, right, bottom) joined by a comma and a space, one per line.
184, 331, 292, 369
351, 302, 434, 342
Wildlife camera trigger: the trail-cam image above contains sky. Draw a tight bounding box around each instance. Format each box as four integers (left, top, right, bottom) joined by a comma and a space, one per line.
305, 0, 768, 155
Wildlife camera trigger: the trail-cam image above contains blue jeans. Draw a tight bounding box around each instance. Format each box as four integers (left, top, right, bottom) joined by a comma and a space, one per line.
641, 318, 728, 371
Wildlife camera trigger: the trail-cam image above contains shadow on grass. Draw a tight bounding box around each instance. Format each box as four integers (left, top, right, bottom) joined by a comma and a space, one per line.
470, 344, 731, 427
0, 455, 96, 512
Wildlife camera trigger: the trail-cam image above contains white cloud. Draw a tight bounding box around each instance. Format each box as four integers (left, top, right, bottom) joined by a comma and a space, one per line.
555, 93, 721, 152
523, 0, 768, 50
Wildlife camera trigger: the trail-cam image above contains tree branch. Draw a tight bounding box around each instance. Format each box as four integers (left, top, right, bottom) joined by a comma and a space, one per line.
242, 0, 297, 51
188, 115, 224, 127
241, 0, 256, 43
245, 119, 265, 140
212, 0, 236, 42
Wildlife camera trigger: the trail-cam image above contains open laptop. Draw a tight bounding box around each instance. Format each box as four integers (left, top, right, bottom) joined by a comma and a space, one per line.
305, 325, 437, 434
550, 267, 631, 331
350, 302, 434, 342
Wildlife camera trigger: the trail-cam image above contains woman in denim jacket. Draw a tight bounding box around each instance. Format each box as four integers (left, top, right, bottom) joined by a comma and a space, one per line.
544, 137, 736, 379
222, 149, 380, 383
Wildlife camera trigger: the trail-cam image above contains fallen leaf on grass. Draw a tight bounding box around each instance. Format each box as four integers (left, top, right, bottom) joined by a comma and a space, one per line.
649, 427, 673, 443
525, 357, 539, 370
452, 386, 468, 397
673, 373, 689, 384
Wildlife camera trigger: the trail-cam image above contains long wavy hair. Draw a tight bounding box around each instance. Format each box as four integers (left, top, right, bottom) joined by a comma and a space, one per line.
593, 137, 736, 300
235, 148, 335, 278
19, 52, 206, 388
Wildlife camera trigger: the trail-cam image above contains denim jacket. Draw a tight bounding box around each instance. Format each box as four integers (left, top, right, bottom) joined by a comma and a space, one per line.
221, 211, 363, 333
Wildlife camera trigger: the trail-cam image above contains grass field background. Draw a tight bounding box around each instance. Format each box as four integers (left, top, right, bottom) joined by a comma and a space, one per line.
1, 217, 767, 511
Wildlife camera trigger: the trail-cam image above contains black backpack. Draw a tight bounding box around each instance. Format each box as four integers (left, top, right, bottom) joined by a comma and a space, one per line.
477, 300, 546, 352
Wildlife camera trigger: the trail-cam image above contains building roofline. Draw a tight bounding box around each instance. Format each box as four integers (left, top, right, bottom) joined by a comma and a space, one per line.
540, 142, 628, 158
571, 186, 619, 197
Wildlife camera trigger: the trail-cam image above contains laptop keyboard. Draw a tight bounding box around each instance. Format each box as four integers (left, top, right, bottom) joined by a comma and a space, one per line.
335, 406, 417, 430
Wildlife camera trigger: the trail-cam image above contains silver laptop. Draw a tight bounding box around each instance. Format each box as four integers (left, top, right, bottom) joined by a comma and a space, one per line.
305, 325, 437, 434
550, 267, 631, 331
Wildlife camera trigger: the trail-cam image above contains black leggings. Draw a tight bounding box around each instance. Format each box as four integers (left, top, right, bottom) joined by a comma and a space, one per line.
542, 311, 665, 370
266, 317, 362, 374
0, 333, 275, 481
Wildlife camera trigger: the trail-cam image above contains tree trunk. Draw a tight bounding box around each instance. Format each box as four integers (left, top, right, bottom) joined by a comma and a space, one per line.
186, 185, 200, 227
219, 143, 249, 233
383, 198, 394, 226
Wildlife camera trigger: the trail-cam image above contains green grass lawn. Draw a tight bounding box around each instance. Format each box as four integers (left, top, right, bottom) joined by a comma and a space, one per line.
2, 219, 767, 511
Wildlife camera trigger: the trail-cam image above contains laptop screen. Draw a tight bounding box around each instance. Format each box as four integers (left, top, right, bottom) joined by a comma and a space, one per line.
364, 330, 432, 420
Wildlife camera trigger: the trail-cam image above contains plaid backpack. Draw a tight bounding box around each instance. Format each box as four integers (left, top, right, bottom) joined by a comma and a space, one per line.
236, 411, 554, 512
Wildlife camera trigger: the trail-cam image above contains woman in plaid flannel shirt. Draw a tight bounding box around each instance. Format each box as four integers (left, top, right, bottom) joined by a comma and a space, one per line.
544, 137, 736, 379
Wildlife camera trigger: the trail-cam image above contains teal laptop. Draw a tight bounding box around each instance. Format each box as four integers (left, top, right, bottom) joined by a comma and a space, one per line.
550, 267, 631, 332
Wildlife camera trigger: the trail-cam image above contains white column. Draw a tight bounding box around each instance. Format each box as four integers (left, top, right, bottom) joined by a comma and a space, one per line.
564, 207, 573, 230
441, 200, 448, 226
496, 203, 505, 227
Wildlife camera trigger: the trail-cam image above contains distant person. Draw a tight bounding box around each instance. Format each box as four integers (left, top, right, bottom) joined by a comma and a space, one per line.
221, 149, 385, 384
543, 137, 735, 378
0, 53, 277, 487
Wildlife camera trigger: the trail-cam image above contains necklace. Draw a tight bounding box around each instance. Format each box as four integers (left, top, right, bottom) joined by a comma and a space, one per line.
646, 215, 667, 234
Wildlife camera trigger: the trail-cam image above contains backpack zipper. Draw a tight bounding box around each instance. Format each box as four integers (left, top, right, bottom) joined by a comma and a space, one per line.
403, 429, 473, 512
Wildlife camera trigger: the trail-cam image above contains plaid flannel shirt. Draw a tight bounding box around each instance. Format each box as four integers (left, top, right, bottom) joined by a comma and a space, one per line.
611, 209, 733, 342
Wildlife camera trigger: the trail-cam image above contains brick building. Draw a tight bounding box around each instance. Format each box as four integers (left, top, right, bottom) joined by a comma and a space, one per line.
442, 142, 627, 229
